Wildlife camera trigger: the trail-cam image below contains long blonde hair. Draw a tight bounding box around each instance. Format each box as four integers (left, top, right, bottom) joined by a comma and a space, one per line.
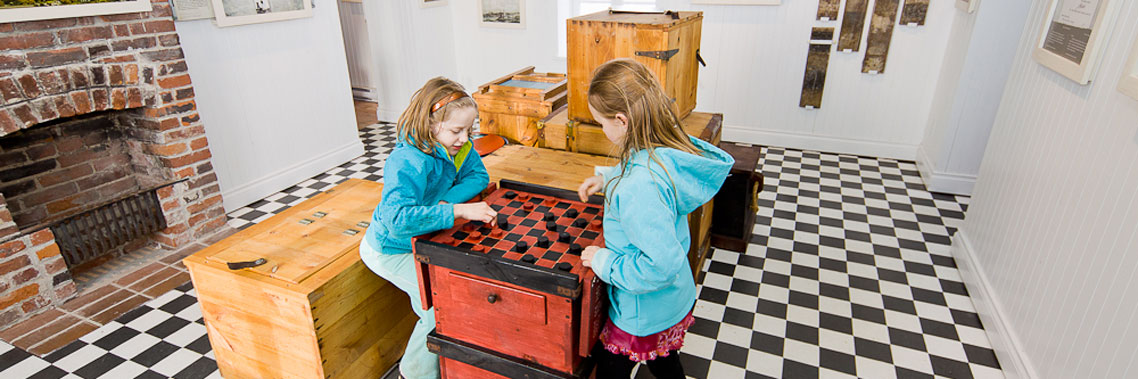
398, 77, 478, 154
588, 58, 701, 196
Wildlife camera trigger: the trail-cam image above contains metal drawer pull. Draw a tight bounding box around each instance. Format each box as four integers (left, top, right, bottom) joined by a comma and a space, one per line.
487, 294, 498, 304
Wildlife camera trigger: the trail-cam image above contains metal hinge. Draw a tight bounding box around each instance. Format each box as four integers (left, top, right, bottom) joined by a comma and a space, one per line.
635, 49, 679, 61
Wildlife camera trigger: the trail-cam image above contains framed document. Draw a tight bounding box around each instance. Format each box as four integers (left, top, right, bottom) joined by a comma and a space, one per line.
1031, 0, 1121, 84
956, 0, 979, 13
0, 0, 151, 23
211, 0, 313, 27
1119, 34, 1138, 101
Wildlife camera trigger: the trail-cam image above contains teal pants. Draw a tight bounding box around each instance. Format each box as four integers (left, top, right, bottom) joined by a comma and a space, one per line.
359, 241, 439, 379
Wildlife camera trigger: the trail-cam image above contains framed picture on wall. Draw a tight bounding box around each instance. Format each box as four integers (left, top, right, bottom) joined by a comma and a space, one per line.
690, 0, 781, 4
421, 0, 447, 8
955, 0, 979, 13
211, 0, 314, 27
1120, 34, 1138, 101
480, 0, 525, 29
0, 0, 152, 23
1031, 0, 1121, 85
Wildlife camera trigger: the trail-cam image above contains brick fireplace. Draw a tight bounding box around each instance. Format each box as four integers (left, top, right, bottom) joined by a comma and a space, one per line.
0, 0, 225, 329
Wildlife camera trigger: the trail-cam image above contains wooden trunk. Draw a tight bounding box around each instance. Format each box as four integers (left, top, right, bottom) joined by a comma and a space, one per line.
711, 143, 765, 252
480, 146, 716, 285
414, 181, 606, 375
538, 107, 722, 157
184, 179, 415, 379
473, 66, 568, 147
567, 10, 703, 124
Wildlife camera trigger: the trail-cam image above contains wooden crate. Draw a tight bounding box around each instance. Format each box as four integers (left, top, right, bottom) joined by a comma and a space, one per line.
473, 66, 568, 147
567, 10, 703, 124
481, 146, 716, 284
538, 107, 722, 157
183, 179, 415, 379
711, 142, 765, 252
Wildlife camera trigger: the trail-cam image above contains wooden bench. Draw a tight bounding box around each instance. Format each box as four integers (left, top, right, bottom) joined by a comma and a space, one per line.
184, 179, 414, 379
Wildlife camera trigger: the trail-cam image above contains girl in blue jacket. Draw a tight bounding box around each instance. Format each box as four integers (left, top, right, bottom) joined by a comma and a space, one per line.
578, 59, 733, 378
360, 77, 496, 379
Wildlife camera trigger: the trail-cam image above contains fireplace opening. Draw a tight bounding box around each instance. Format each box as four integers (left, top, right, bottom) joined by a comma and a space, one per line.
0, 110, 178, 277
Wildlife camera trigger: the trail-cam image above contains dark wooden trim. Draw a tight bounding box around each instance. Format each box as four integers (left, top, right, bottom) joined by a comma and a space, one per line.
414, 239, 582, 298
700, 113, 723, 142
499, 179, 605, 205
428, 332, 596, 379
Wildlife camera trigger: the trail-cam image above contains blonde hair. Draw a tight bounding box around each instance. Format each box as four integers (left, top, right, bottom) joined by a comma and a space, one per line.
398, 77, 478, 154
588, 58, 702, 196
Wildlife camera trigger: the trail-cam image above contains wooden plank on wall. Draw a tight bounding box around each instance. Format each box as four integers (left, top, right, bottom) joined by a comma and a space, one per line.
817, 0, 840, 21
800, 27, 834, 109
899, 0, 930, 26
863, 0, 901, 73
837, 0, 870, 52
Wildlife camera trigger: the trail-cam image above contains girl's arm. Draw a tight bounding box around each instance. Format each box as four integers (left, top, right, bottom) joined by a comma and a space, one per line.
440, 148, 490, 204
380, 158, 455, 239
590, 189, 687, 295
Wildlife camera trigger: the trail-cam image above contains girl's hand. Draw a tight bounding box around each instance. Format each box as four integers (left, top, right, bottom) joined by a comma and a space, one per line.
453, 202, 496, 223
581, 246, 601, 267
578, 175, 604, 202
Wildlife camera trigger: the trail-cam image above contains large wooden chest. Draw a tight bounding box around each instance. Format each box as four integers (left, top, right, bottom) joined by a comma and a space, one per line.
538, 106, 722, 157
711, 142, 765, 252
567, 10, 703, 124
414, 180, 605, 378
472, 67, 568, 147
184, 179, 415, 379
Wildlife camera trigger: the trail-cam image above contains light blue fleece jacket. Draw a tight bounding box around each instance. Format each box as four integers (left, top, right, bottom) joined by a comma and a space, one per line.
363, 139, 489, 255
590, 137, 733, 336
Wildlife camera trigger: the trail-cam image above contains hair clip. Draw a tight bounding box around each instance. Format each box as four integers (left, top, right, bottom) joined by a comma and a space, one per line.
431, 92, 466, 113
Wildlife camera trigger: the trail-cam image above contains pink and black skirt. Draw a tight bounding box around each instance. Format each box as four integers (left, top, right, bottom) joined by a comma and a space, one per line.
598, 311, 696, 362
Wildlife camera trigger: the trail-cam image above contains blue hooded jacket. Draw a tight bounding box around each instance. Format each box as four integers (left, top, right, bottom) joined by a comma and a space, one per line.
590, 137, 733, 336
363, 139, 489, 255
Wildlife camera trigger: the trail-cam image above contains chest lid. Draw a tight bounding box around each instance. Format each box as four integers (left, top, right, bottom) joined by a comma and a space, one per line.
570, 10, 702, 29
200, 179, 382, 285
719, 142, 763, 173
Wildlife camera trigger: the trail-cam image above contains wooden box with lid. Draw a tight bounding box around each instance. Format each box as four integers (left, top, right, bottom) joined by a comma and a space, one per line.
710, 142, 765, 252
472, 66, 568, 147
567, 10, 703, 124
183, 179, 415, 379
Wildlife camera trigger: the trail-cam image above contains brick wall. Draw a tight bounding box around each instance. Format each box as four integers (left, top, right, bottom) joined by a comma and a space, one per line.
0, 0, 224, 327
0, 195, 75, 327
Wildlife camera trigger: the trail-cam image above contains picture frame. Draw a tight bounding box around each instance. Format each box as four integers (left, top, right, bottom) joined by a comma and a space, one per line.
690, 0, 781, 5
0, 0, 152, 23
211, 0, 314, 27
1119, 34, 1138, 101
479, 0, 525, 29
1031, 0, 1121, 85
421, 0, 447, 8
955, 0, 979, 13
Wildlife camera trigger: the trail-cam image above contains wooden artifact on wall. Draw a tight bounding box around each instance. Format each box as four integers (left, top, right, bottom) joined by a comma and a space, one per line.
817, 0, 840, 21
800, 28, 834, 109
837, 0, 870, 52
899, 0, 929, 26
862, 0, 901, 73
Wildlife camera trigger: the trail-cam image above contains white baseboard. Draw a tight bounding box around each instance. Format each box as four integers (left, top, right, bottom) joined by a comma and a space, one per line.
951, 232, 1037, 379
219, 140, 366, 212
916, 146, 977, 196
377, 107, 401, 125
721, 125, 918, 161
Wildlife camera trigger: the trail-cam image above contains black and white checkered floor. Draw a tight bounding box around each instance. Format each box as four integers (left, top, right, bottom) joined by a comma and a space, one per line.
0, 122, 1002, 379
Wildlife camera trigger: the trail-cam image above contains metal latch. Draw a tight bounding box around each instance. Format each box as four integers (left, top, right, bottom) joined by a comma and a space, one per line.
635, 49, 680, 61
